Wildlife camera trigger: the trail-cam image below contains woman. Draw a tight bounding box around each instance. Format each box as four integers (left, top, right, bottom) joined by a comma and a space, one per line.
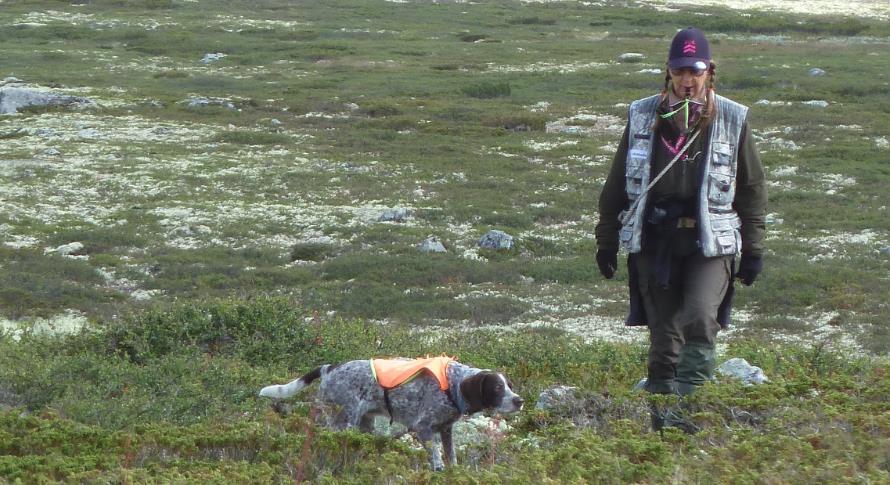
595, 27, 767, 431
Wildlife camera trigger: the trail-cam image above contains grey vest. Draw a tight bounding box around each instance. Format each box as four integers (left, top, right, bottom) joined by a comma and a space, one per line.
619, 94, 748, 257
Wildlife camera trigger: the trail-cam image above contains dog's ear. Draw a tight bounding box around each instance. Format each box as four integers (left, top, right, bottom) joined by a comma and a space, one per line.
461, 372, 507, 413
480, 373, 505, 408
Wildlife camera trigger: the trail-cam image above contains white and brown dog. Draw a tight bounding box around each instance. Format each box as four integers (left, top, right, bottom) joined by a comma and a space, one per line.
259, 357, 523, 470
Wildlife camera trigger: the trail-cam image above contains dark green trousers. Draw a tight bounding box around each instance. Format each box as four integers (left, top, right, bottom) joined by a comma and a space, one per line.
636, 233, 732, 395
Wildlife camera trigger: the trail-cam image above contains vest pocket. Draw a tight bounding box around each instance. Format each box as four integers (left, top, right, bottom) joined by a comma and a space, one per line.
715, 233, 738, 255
626, 177, 643, 198
707, 173, 735, 206
711, 141, 735, 174
619, 226, 634, 245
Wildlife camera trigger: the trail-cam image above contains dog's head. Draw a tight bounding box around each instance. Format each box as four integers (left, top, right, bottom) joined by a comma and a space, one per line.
460, 371, 524, 415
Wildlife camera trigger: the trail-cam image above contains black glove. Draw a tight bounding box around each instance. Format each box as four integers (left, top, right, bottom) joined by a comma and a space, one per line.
596, 249, 618, 279
736, 254, 763, 286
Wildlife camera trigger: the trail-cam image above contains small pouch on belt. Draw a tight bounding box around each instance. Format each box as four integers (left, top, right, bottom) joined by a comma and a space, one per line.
676, 217, 697, 229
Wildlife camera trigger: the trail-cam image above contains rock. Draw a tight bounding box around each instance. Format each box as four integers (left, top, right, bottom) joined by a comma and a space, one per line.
765, 213, 784, 225
755, 99, 791, 106
879, 246, 890, 256
368, 413, 510, 455
536, 385, 580, 410
802, 100, 829, 108
545, 113, 624, 137
45, 242, 85, 257
0, 83, 95, 115
808, 68, 826, 76
0, 385, 24, 410
617, 53, 645, 63
452, 414, 511, 455
478, 230, 514, 250
528, 101, 550, 112
637, 68, 662, 74
418, 236, 446, 253
378, 208, 410, 223
201, 52, 227, 63
184, 96, 236, 110
270, 118, 282, 126
717, 358, 769, 386
131, 289, 160, 301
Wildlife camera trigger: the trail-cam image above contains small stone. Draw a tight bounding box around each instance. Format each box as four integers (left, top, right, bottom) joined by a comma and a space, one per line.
802, 100, 829, 108
185, 96, 236, 110
617, 53, 645, 63
418, 236, 446, 253
879, 246, 890, 256
45, 242, 85, 257
378, 208, 410, 223
808, 68, 826, 76
765, 213, 784, 225
536, 385, 580, 410
717, 358, 769, 386
201, 52, 227, 64
478, 230, 514, 250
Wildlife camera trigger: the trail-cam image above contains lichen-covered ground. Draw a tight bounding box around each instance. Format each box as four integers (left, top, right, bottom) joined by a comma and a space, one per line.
2, 0, 889, 356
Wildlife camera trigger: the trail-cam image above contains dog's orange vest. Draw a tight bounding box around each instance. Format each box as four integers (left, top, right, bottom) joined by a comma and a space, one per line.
371, 356, 453, 391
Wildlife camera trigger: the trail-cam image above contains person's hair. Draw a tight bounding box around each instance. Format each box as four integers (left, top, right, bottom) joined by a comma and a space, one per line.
653, 61, 718, 131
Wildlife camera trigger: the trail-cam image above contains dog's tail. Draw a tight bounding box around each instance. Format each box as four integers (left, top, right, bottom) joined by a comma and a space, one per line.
259, 364, 330, 399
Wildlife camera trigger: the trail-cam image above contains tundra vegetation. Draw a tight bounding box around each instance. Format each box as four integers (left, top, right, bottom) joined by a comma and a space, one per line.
0, 0, 888, 482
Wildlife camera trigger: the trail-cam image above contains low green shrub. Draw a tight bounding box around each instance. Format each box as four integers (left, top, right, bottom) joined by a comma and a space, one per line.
462, 82, 511, 99
289, 242, 337, 262
507, 17, 557, 26
0, 298, 887, 482
211, 130, 291, 145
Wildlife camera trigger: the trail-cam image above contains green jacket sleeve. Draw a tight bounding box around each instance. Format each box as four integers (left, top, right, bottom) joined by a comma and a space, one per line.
595, 123, 630, 252
733, 120, 768, 258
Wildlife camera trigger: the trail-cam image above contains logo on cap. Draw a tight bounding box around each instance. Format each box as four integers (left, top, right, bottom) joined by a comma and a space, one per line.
683, 40, 697, 56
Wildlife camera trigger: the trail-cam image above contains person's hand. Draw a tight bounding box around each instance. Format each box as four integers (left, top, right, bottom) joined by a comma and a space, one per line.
596, 249, 618, 279
736, 254, 763, 286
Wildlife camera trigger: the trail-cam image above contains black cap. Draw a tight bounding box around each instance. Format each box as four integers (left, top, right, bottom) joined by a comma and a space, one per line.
668, 28, 711, 70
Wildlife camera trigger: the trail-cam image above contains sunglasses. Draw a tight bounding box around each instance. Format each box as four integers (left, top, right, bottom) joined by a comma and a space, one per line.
669, 67, 708, 77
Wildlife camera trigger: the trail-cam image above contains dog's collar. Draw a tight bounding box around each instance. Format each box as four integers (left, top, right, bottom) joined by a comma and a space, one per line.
446, 362, 481, 416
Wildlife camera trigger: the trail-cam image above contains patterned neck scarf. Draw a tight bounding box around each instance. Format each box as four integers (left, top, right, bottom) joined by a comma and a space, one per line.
658, 96, 704, 161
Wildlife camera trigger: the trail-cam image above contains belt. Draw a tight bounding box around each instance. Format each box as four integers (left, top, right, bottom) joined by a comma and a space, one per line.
676, 217, 697, 228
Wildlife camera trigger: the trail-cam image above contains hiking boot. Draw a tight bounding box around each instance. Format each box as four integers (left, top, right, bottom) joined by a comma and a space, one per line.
650, 403, 700, 435
676, 342, 716, 396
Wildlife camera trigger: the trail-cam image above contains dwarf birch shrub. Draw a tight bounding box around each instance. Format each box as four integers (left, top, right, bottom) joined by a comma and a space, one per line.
0, 298, 888, 481
462, 82, 511, 99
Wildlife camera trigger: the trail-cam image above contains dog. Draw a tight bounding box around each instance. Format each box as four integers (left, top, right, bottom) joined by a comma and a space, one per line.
259, 357, 523, 470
